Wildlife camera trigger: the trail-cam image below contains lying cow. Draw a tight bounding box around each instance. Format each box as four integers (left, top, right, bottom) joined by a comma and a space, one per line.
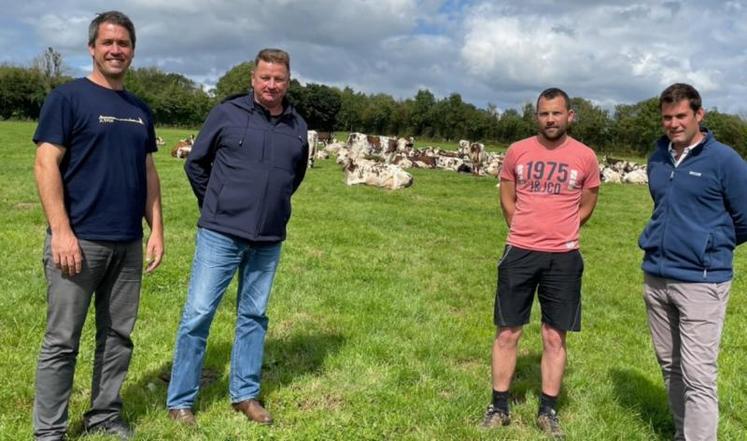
343, 158, 413, 190
171, 134, 195, 159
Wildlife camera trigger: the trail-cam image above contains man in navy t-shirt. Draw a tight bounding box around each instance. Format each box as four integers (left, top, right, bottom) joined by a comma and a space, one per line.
32, 11, 163, 441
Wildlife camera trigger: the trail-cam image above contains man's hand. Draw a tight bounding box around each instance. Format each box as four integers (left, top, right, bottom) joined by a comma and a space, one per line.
51, 229, 82, 276
145, 232, 164, 273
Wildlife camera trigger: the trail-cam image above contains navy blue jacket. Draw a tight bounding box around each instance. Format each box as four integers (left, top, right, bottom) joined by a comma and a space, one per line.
639, 130, 747, 282
185, 92, 308, 242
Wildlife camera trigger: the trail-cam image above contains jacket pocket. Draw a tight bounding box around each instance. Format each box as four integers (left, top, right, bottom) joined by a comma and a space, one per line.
271, 131, 306, 171
638, 224, 656, 252
701, 233, 713, 269
216, 177, 259, 218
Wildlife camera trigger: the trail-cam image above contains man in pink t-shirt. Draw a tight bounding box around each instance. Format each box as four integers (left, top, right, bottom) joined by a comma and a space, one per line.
482, 88, 600, 438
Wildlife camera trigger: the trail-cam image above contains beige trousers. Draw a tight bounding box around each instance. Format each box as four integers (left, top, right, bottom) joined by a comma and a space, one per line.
643, 274, 731, 441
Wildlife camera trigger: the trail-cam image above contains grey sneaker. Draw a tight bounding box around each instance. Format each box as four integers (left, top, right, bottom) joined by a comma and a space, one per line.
481, 404, 511, 428
536, 408, 564, 439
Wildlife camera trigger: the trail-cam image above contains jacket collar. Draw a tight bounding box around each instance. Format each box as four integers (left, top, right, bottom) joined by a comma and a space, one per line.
656, 128, 713, 156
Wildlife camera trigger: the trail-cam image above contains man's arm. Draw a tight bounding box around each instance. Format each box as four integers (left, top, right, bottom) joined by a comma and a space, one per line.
34, 142, 82, 276
722, 154, 747, 245
185, 106, 223, 207
579, 187, 600, 226
292, 137, 309, 193
499, 179, 516, 228
144, 153, 163, 272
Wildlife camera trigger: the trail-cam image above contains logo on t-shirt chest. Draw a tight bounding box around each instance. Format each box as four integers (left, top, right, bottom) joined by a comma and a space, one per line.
516, 160, 580, 194
98, 115, 144, 125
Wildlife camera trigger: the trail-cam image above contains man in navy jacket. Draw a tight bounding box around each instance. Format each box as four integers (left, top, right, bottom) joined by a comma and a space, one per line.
639, 83, 747, 441
166, 48, 308, 426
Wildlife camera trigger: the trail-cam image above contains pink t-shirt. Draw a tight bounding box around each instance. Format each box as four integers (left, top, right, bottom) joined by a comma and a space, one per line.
500, 136, 600, 252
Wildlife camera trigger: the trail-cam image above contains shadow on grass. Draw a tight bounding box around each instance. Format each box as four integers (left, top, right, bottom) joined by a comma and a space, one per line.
120, 330, 344, 425
508, 350, 572, 410
609, 367, 673, 440
510, 351, 542, 405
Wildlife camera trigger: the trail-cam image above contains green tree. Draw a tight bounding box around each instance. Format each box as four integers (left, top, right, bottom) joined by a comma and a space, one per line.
213, 61, 254, 101
294, 83, 341, 132
362, 94, 398, 135
612, 97, 661, 154
569, 97, 610, 151
336, 87, 366, 132
124, 67, 211, 126
409, 89, 436, 137
704, 110, 747, 157
0, 65, 46, 119
496, 108, 532, 143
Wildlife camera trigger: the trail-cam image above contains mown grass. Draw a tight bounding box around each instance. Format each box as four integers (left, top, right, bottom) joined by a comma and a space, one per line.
0, 120, 744, 440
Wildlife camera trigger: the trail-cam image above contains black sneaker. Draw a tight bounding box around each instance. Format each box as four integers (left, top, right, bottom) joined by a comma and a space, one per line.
85, 418, 133, 440
536, 408, 564, 439
481, 404, 511, 428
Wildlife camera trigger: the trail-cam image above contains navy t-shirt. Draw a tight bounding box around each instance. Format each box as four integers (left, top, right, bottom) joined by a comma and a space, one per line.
33, 78, 157, 241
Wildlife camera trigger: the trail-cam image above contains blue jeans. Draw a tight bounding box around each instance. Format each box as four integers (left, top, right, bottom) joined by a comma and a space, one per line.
167, 228, 282, 409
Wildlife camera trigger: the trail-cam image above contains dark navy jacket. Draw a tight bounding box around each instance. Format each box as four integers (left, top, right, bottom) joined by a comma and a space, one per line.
639, 130, 747, 282
185, 92, 308, 242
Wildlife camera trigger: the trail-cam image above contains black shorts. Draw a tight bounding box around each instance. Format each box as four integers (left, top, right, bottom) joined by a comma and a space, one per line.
494, 245, 584, 332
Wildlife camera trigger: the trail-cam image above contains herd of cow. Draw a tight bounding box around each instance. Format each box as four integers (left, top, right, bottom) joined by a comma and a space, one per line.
167, 131, 649, 190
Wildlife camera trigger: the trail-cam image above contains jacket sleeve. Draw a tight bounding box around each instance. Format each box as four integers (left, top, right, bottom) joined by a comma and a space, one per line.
185, 106, 224, 208
722, 151, 747, 245
291, 137, 309, 194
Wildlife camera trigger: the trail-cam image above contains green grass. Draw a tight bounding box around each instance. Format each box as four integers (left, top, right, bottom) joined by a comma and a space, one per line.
1, 120, 744, 440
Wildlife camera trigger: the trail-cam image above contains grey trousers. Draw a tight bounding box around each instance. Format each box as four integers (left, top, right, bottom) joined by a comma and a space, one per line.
33, 235, 142, 440
643, 274, 731, 441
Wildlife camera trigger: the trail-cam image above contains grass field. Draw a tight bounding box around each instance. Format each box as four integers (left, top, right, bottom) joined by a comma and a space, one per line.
0, 121, 745, 440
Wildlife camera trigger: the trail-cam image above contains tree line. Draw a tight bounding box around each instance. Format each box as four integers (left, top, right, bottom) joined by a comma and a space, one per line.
2, 49, 746, 157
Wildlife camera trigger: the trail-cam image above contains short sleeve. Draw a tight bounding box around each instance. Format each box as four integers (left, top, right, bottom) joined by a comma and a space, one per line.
583, 150, 601, 189
33, 89, 72, 147
145, 108, 158, 154
500, 145, 517, 181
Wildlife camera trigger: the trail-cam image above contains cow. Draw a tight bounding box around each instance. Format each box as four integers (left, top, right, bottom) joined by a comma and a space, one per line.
343, 157, 413, 190
307, 130, 319, 168
317, 131, 334, 145
469, 142, 485, 176
171, 134, 195, 159
458, 139, 470, 156
397, 137, 414, 153
485, 155, 504, 178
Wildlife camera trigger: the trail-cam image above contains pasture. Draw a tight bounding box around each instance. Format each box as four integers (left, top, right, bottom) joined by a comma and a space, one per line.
0, 121, 744, 440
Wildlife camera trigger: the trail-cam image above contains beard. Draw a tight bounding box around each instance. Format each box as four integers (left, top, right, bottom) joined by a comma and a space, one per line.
540, 126, 567, 141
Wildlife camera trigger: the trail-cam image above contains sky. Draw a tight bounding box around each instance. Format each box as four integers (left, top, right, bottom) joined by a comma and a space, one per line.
2, 0, 746, 115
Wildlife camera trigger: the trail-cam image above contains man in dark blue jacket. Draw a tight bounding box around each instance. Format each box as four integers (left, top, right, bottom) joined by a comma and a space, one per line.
639, 83, 747, 441
166, 48, 308, 426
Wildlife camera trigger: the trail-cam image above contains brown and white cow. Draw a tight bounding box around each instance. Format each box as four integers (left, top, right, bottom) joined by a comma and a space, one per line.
342, 157, 413, 190
307, 130, 319, 168
468, 142, 485, 175
171, 134, 195, 159
317, 131, 334, 145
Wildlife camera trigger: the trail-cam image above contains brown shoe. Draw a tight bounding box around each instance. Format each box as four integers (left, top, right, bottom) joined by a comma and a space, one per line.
168, 408, 196, 427
232, 399, 273, 425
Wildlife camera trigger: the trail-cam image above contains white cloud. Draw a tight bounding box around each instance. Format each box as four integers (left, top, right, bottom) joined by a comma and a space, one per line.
0, 0, 745, 113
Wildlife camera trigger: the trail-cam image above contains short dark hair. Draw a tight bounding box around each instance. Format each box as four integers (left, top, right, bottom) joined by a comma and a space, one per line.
255, 48, 290, 72
88, 11, 136, 48
659, 83, 702, 112
537, 87, 571, 110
